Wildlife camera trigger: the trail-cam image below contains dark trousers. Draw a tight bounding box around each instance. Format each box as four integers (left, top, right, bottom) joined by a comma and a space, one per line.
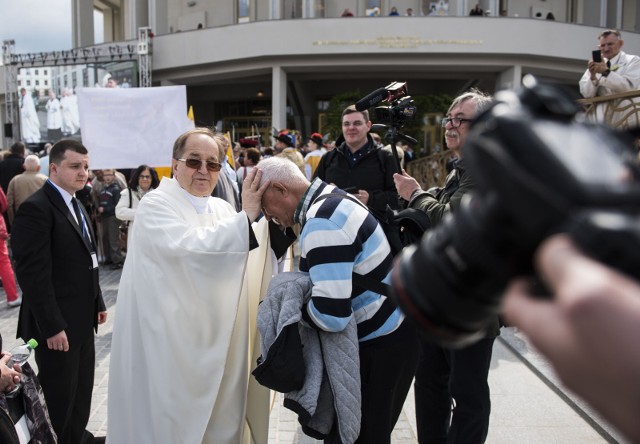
356, 321, 420, 444
415, 336, 495, 444
34, 334, 96, 444
100, 215, 124, 265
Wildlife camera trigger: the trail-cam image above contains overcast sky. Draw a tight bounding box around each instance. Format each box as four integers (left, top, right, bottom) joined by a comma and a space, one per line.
0, 0, 72, 54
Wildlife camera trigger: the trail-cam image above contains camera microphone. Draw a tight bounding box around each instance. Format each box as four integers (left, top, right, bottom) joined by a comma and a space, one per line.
355, 87, 388, 111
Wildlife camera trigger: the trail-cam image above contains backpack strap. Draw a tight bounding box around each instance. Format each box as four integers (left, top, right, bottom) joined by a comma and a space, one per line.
312, 192, 392, 297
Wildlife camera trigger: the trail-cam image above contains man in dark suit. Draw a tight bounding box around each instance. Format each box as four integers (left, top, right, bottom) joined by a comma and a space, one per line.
11, 139, 107, 444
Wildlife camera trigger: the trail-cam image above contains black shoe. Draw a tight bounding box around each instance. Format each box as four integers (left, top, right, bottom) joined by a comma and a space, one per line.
94, 437, 106, 444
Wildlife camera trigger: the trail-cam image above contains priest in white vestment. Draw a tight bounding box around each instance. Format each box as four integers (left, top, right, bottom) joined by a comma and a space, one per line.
60, 88, 80, 136
107, 127, 271, 444
19, 88, 41, 143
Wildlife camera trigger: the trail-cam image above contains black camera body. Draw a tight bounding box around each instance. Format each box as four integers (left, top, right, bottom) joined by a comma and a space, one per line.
375, 95, 418, 128
392, 77, 640, 347
356, 81, 417, 129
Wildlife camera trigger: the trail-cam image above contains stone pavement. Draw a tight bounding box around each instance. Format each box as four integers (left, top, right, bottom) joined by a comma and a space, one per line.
0, 267, 629, 443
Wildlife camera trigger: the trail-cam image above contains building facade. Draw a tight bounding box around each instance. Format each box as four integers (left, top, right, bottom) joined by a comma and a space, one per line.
2, 0, 639, 147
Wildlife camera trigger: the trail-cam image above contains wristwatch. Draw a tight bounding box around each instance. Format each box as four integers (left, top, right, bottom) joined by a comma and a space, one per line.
602, 68, 611, 77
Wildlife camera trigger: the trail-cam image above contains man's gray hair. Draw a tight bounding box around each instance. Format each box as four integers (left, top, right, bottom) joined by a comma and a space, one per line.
24, 154, 41, 171
257, 157, 308, 188
448, 88, 493, 116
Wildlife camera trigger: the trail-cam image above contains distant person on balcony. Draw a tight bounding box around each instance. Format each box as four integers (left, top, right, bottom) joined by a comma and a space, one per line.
579, 29, 640, 128
341, 8, 354, 17
469, 3, 484, 16
389, 6, 400, 16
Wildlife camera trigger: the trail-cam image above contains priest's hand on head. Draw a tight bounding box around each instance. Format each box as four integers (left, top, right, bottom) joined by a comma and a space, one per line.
242, 168, 269, 223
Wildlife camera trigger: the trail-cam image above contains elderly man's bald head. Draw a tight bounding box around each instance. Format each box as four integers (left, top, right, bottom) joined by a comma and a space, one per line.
24, 155, 41, 172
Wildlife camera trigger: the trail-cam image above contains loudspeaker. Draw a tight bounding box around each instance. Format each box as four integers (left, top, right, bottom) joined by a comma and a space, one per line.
3, 123, 12, 138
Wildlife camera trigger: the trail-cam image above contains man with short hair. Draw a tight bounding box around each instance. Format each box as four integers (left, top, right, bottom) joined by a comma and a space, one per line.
96, 169, 125, 269
579, 29, 640, 127
394, 89, 497, 444
108, 127, 272, 444
256, 156, 419, 443
11, 139, 107, 444
0, 142, 27, 194
6, 154, 47, 225
315, 105, 399, 218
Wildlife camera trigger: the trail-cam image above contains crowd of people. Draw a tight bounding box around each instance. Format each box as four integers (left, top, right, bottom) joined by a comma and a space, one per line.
0, 27, 638, 444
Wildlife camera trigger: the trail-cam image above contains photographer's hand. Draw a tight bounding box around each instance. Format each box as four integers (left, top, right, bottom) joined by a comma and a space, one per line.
503, 235, 640, 443
393, 170, 421, 201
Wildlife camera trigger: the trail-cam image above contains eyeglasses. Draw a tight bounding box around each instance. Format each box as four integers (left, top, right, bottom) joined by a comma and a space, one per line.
139, 175, 152, 180
441, 117, 473, 128
342, 121, 366, 128
176, 158, 222, 172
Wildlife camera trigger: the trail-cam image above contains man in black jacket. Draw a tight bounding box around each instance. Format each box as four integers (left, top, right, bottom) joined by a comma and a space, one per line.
0, 142, 27, 231
314, 105, 399, 218
11, 139, 107, 444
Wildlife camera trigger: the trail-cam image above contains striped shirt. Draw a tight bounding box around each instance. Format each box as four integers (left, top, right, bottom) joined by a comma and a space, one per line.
295, 178, 405, 342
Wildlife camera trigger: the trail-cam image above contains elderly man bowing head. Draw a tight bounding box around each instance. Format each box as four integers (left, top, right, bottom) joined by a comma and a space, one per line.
107, 127, 269, 444
254, 156, 419, 444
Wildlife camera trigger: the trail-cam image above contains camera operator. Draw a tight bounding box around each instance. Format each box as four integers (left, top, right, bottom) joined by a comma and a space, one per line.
503, 234, 640, 444
314, 105, 400, 218
393, 89, 495, 444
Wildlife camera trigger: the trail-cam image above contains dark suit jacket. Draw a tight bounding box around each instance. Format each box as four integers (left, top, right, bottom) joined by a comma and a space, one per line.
11, 181, 105, 345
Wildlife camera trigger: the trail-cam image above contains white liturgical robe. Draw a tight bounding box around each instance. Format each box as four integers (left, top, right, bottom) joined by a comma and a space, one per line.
107, 177, 271, 444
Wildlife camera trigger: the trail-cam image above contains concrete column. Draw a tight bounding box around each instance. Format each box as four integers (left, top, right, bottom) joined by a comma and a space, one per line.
496, 65, 522, 92
150, 0, 168, 36
272, 66, 287, 133
72, 0, 95, 48
271, 0, 282, 19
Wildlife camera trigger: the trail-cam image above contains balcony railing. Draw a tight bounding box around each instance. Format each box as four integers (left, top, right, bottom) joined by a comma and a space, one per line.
578, 90, 640, 129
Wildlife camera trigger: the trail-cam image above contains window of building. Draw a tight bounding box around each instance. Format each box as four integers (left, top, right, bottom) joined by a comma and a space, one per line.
317, 100, 329, 111
35, 69, 39, 75
282, 0, 302, 18
314, 0, 326, 18
238, 0, 249, 23
35, 80, 40, 86
44, 69, 48, 75
27, 80, 31, 86
44, 80, 48, 86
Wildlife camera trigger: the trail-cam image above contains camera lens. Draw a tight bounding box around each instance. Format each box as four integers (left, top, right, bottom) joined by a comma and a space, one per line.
391, 194, 521, 347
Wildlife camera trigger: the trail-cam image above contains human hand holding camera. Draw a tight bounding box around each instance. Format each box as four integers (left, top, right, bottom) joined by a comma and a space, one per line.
503, 234, 640, 443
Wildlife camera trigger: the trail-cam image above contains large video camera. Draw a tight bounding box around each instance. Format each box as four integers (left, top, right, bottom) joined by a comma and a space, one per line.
391, 76, 640, 347
356, 81, 417, 129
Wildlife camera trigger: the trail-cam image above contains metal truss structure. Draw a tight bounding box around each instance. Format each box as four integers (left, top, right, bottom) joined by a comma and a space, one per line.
3, 28, 153, 145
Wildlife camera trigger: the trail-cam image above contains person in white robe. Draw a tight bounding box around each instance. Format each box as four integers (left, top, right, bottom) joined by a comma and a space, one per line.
579, 29, 640, 128
107, 127, 272, 444
60, 88, 80, 136
19, 88, 41, 143
45, 90, 63, 141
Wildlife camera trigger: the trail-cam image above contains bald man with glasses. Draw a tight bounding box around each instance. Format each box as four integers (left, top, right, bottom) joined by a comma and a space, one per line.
394, 89, 499, 444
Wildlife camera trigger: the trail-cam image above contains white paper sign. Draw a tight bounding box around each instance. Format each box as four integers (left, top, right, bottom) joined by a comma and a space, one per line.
77, 86, 194, 169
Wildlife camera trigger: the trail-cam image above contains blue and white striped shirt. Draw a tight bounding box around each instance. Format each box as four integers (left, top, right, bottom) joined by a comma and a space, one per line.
295, 178, 405, 342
